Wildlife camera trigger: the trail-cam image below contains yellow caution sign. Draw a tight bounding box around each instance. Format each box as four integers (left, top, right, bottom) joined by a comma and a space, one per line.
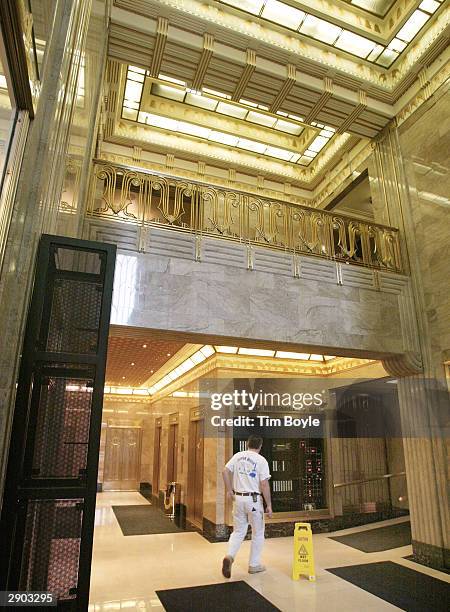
292, 522, 315, 581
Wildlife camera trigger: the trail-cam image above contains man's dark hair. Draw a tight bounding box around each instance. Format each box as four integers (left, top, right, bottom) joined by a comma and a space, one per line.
247, 435, 263, 450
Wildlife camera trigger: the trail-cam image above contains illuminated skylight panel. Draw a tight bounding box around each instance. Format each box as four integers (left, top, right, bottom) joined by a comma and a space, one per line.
307, 135, 329, 153
236, 138, 267, 154
222, 0, 265, 14
203, 87, 231, 99
134, 108, 303, 163
186, 91, 218, 111
419, 0, 440, 13
388, 38, 407, 53
335, 30, 377, 58
147, 80, 305, 137
274, 118, 303, 136
396, 10, 429, 42
218, 0, 442, 67
247, 110, 277, 128
265, 145, 295, 161
261, 0, 305, 30
238, 348, 275, 357
152, 82, 185, 102
299, 14, 342, 44
376, 48, 399, 68
216, 100, 248, 119
366, 44, 384, 62
215, 346, 239, 353
158, 73, 186, 86
178, 121, 211, 138
275, 351, 311, 360
209, 131, 239, 146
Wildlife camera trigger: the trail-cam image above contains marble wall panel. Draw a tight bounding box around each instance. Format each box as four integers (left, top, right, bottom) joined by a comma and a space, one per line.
110, 250, 404, 357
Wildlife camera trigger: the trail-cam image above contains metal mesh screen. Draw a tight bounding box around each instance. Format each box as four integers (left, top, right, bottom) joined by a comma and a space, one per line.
19, 499, 82, 600
32, 373, 94, 479
45, 277, 103, 354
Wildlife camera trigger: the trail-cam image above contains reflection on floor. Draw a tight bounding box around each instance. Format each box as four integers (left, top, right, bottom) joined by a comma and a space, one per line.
90, 492, 449, 611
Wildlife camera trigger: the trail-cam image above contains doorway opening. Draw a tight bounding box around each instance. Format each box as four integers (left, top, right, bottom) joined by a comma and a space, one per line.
89, 326, 409, 607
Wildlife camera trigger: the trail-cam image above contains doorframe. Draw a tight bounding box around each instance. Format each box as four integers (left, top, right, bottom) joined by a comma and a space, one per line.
152, 417, 162, 503
187, 407, 204, 528
167, 413, 179, 484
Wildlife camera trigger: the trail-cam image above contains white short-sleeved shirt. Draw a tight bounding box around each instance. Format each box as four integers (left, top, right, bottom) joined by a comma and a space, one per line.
225, 450, 271, 493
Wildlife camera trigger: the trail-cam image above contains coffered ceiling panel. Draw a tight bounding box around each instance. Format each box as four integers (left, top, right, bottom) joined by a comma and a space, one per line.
105, 0, 449, 194
160, 41, 201, 84
203, 56, 244, 96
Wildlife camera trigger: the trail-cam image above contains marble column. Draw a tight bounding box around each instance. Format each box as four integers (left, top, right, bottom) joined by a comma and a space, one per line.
373, 106, 450, 569
0, 0, 99, 501
394, 376, 449, 568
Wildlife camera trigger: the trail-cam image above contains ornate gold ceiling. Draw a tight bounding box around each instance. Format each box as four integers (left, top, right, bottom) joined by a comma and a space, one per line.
100, 0, 449, 203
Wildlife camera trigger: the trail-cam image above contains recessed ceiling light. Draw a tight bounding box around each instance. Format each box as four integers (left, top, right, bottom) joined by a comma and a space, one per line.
131, 362, 135, 366
122, 376, 126, 379
142, 344, 147, 348
167, 353, 171, 356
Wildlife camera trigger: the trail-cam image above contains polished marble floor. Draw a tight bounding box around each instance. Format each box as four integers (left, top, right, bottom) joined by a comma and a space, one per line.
89, 492, 449, 611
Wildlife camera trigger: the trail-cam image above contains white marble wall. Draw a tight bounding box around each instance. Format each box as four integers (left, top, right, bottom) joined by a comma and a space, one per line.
110, 250, 405, 357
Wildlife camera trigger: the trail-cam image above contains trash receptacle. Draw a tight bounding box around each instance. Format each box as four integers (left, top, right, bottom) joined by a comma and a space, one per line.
163, 482, 180, 519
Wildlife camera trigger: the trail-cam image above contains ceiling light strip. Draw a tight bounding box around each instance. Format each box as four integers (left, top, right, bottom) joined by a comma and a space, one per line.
219, 0, 443, 68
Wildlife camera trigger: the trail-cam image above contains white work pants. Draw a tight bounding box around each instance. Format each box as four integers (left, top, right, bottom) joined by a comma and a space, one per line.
227, 495, 265, 567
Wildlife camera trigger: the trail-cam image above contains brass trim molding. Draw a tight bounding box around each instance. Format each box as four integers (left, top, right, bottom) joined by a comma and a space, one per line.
0, 0, 36, 114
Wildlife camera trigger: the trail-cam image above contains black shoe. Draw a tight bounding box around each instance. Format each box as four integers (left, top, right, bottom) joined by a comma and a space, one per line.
222, 555, 233, 578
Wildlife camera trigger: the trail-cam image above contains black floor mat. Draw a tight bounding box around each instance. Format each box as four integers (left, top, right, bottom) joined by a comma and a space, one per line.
326, 561, 450, 612
112, 504, 192, 536
330, 521, 411, 552
156, 581, 281, 612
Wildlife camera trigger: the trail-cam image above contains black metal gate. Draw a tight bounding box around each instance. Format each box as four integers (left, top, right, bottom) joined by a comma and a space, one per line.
0, 235, 116, 610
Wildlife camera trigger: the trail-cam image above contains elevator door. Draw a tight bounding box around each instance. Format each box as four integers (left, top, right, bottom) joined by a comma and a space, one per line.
153, 423, 162, 497
103, 427, 142, 490
167, 423, 178, 483
187, 418, 204, 527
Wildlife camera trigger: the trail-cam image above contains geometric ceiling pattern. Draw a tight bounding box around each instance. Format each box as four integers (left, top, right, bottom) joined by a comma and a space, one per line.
105, 336, 185, 386
219, 0, 444, 68
104, 0, 449, 194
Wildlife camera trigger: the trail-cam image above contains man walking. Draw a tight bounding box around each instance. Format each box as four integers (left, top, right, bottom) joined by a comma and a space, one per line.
221, 435, 272, 578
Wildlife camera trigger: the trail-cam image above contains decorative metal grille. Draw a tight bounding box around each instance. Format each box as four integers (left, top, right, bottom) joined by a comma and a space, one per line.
32, 372, 94, 479
88, 161, 403, 272
19, 499, 83, 601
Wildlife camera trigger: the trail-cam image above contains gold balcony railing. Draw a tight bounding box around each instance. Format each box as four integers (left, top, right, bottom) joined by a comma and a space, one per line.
87, 161, 403, 273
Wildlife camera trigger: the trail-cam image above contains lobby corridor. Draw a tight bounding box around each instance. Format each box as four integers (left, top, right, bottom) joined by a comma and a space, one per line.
89, 493, 449, 611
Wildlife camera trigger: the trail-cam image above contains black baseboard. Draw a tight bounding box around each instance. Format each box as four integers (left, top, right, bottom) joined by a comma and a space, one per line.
200, 508, 410, 542
140, 481, 152, 494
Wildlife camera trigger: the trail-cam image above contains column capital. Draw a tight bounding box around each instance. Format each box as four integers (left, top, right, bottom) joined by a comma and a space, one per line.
382, 351, 423, 377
